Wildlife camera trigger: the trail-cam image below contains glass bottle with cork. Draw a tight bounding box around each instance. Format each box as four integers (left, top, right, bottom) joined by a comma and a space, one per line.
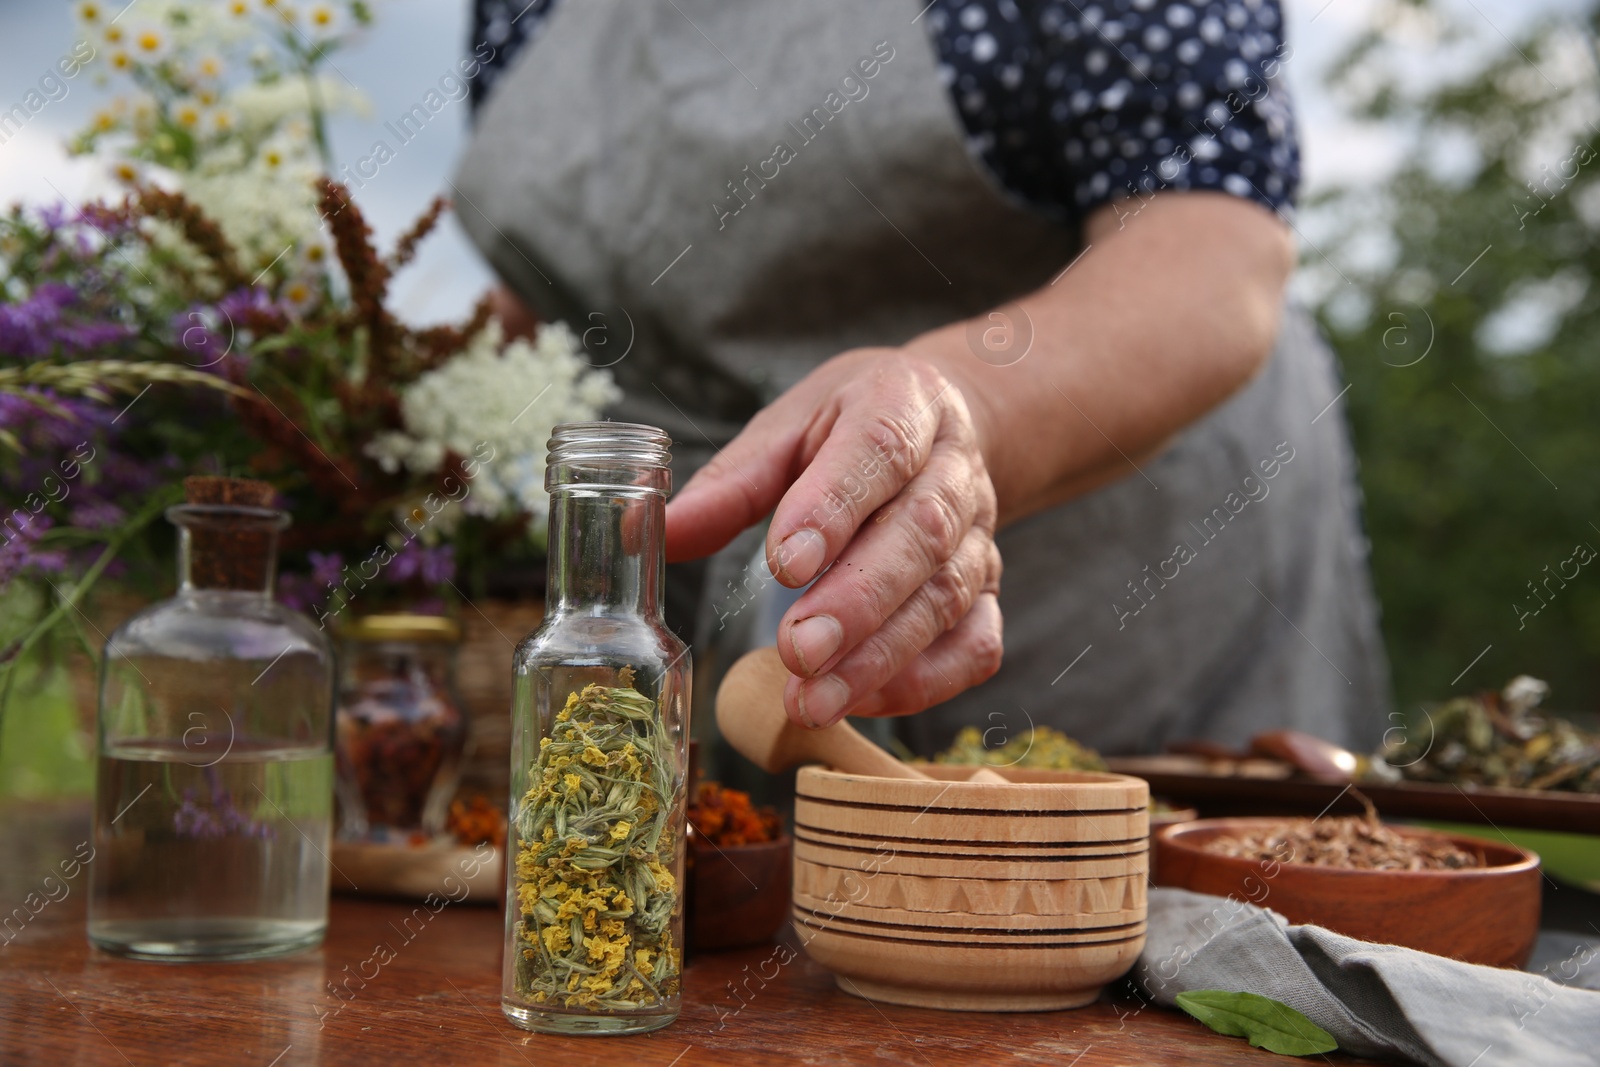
88, 476, 335, 961
502, 423, 691, 1036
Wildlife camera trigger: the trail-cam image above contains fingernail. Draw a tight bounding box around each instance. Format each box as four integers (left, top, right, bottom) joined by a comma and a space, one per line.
797, 675, 851, 729
775, 528, 828, 585
788, 615, 842, 676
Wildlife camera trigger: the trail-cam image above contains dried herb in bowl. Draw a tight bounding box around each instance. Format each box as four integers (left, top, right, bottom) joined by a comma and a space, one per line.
448, 795, 506, 847
1200, 807, 1482, 871
688, 783, 782, 848
1374, 675, 1600, 793
511, 670, 680, 1011
934, 725, 1108, 771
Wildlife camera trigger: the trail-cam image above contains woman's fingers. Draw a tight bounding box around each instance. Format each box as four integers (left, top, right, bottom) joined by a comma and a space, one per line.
664, 346, 1006, 724
782, 530, 1001, 727
764, 354, 960, 587
663, 411, 807, 563
775, 434, 992, 679
785, 590, 1004, 724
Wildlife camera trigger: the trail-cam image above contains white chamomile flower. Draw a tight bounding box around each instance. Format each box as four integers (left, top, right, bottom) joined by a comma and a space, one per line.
306, 2, 342, 36
195, 54, 225, 80
227, 0, 251, 16
129, 25, 168, 61
171, 97, 205, 131
281, 276, 317, 315
299, 239, 330, 273
75, 1, 106, 26
102, 22, 125, 46
111, 159, 143, 184
208, 106, 238, 136
108, 49, 134, 73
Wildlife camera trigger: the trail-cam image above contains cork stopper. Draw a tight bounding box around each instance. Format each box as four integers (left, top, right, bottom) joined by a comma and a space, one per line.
184, 476, 277, 509
177, 476, 285, 591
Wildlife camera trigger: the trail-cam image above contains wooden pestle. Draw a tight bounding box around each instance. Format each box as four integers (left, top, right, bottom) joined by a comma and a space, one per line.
715, 647, 1007, 783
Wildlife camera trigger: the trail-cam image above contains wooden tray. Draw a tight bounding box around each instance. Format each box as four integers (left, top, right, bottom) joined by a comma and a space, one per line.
330, 839, 504, 903
1107, 754, 1600, 834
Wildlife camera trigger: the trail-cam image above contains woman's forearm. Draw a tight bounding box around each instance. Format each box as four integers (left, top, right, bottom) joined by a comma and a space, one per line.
904, 191, 1296, 526
661, 191, 1296, 724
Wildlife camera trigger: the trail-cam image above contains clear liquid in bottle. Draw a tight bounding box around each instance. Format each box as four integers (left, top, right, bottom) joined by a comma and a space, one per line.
89, 738, 333, 961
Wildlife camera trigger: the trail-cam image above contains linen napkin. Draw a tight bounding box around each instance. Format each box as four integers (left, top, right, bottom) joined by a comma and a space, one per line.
1134, 888, 1600, 1067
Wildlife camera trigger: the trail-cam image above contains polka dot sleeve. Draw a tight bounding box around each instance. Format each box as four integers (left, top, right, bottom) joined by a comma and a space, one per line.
923, 0, 1300, 228
467, 0, 1301, 229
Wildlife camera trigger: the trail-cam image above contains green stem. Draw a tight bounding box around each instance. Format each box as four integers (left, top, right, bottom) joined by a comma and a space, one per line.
289, 34, 336, 174
0, 488, 177, 682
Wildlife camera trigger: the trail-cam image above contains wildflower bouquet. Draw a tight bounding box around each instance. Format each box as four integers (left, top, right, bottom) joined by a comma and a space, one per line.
2, 1, 619, 722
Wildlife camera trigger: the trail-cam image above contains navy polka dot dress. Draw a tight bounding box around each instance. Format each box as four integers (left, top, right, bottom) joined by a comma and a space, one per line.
468, 0, 1299, 229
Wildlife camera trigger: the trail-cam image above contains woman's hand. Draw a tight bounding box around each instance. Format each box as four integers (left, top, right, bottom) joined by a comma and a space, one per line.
666, 192, 1295, 731
666, 349, 1003, 729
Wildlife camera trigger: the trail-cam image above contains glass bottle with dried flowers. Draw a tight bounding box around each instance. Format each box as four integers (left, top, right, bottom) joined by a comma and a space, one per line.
501, 423, 690, 1036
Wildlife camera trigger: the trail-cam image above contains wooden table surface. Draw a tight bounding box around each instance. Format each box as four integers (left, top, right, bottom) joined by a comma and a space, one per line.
0, 803, 1389, 1067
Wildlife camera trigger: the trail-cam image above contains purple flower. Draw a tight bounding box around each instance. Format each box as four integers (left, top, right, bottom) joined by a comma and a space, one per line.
279, 551, 346, 613
0, 285, 74, 358
308, 550, 345, 587
171, 769, 275, 840
387, 542, 454, 585
276, 573, 320, 613
36, 202, 70, 231
0, 282, 132, 359
69, 500, 125, 529
217, 286, 279, 321
387, 544, 419, 583
0, 514, 65, 587
419, 544, 455, 585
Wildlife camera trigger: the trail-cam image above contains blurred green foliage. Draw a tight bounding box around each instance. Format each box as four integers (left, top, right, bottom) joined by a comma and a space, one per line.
1312, 1, 1600, 713
0, 583, 93, 798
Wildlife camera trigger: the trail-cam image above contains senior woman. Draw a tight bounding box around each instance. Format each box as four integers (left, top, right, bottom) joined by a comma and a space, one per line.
455, 0, 1390, 754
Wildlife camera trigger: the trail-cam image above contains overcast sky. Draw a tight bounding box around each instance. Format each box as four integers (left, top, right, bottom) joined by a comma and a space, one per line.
0, 0, 1585, 326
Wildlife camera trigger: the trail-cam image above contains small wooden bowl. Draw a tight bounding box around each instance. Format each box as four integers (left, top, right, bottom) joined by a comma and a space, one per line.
330, 839, 502, 903
690, 835, 793, 951
792, 765, 1150, 1010
1154, 818, 1542, 968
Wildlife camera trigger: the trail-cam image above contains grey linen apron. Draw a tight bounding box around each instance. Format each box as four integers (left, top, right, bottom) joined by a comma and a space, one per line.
453, 0, 1391, 754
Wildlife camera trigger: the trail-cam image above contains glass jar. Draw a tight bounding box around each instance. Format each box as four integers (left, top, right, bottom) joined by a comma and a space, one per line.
88, 481, 335, 961
502, 423, 691, 1036
334, 614, 468, 841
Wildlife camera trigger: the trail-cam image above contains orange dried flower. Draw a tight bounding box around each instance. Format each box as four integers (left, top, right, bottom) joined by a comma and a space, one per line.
448, 795, 507, 847
687, 782, 782, 848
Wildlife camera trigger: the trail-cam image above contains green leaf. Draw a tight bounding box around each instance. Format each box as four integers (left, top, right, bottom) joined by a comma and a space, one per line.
1175, 991, 1339, 1057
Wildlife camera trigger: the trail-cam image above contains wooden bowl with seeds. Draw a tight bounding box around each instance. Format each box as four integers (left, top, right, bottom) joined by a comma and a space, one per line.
1154, 816, 1542, 967
791, 765, 1150, 1011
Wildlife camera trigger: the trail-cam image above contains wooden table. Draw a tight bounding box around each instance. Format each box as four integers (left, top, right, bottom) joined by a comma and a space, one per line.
0, 804, 1386, 1067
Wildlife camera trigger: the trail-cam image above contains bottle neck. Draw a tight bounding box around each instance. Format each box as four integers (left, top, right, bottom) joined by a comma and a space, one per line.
545, 487, 664, 620
169, 505, 286, 596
